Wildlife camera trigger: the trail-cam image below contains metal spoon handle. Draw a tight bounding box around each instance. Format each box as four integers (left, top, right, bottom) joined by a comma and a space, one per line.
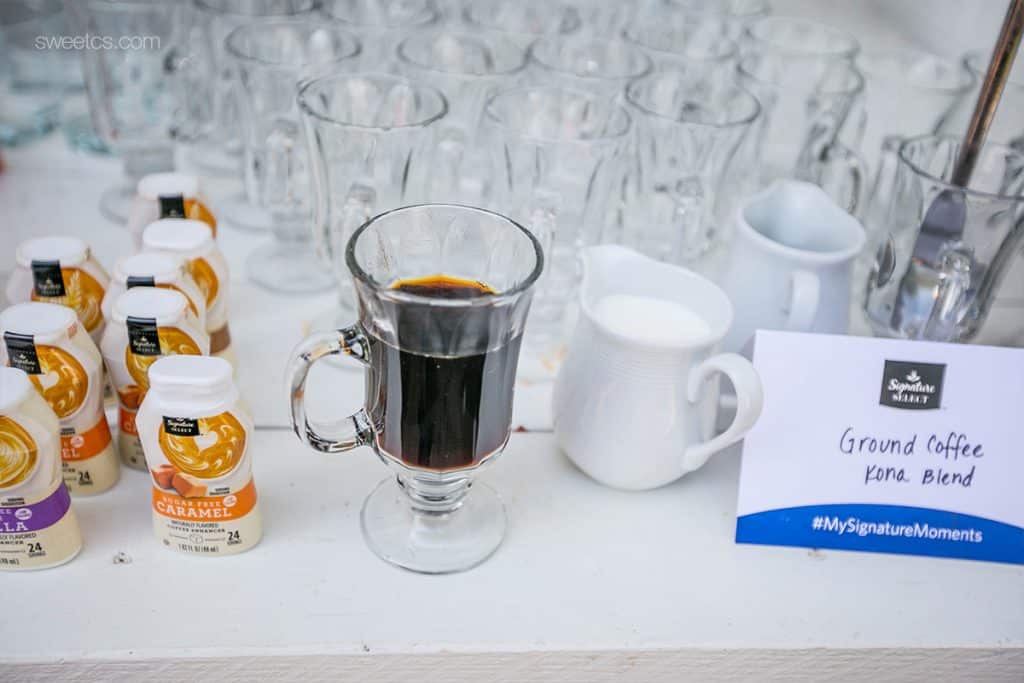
952, 0, 1024, 187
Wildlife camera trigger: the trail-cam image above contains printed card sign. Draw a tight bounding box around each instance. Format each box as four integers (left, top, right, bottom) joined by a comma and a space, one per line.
736, 331, 1024, 565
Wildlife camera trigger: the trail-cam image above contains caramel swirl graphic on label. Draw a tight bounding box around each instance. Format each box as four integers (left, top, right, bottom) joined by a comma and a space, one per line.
0, 416, 38, 489
158, 411, 245, 479
185, 198, 218, 237
187, 258, 219, 308
155, 283, 200, 317
23, 345, 88, 419
122, 327, 203, 408
31, 267, 105, 333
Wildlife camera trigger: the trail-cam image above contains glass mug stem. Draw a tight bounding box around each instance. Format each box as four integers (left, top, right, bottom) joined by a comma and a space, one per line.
288, 325, 373, 453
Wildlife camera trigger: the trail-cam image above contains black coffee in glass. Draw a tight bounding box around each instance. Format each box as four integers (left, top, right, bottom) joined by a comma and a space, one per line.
365, 276, 522, 471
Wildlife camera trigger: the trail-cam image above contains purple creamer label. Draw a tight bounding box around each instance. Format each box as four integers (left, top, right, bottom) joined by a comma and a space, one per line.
0, 484, 72, 533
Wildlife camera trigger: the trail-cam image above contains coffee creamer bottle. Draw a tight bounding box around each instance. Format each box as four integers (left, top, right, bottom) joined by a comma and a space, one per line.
0, 367, 83, 570
100, 288, 210, 470
136, 355, 261, 556
127, 172, 218, 248
0, 303, 119, 495
100, 251, 208, 331
141, 218, 234, 366
5, 236, 111, 346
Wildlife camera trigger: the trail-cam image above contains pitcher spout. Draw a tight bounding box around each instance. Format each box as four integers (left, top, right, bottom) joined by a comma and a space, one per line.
579, 245, 663, 308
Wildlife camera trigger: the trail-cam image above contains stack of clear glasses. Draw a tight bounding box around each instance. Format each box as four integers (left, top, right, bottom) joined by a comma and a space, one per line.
67, 1, 1024, 349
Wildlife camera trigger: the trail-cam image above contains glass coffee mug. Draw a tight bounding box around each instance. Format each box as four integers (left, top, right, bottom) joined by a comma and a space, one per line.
287, 204, 543, 574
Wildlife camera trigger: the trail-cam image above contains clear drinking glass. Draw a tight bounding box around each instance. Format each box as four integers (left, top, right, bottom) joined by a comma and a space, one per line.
0, 1, 65, 147
188, 0, 316, 177
298, 73, 447, 326
321, 0, 440, 71
288, 204, 543, 573
526, 34, 653, 102
942, 49, 1024, 148
856, 49, 974, 179
226, 19, 361, 294
483, 85, 631, 365
395, 30, 526, 206
623, 67, 761, 263
573, 0, 636, 39
850, 50, 975, 307
736, 51, 866, 213
622, 11, 737, 75
462, 0, 581, 47
76, 0, 191, 223
864, 135, 1024, 343
742, 16, 858, 62
666, 0, 770, 38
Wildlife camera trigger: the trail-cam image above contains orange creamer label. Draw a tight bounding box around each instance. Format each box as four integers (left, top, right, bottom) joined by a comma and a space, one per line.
60, 415, 113, 462
31, 267, 106, 333
119, 407, 139, 436
152, 478, 257, 522
185, 198, 217, 237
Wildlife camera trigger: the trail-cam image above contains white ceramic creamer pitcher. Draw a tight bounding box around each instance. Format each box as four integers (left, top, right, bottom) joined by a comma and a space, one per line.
553, 246, 764, 490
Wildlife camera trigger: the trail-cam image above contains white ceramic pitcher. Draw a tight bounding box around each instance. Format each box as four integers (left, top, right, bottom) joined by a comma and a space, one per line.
552, 245, 764, 490
718, 180, 866, 353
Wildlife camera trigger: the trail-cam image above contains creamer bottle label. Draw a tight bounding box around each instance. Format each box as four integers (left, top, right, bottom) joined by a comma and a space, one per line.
148, 409, 261, 556
0, 478, 82, 570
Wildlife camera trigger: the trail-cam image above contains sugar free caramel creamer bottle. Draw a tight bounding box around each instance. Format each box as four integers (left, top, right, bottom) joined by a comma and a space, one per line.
0, 367, 83, 570
127, 172, 217, 248
0, 303, 120, 496
100, 251, 208, 331
136, 355, 261, 556
141, 218, 234, 366
5, 236, 111, 346
100, 288, 210, 470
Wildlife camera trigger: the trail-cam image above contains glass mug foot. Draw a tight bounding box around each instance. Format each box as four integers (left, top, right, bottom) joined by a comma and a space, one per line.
361, 476, 507, 574
212, 194, 273, 233
246, 243, 335, 294
99, 184, 136, 225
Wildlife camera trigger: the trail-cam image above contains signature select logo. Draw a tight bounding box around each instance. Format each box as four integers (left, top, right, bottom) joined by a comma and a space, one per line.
880, 360, 945, 410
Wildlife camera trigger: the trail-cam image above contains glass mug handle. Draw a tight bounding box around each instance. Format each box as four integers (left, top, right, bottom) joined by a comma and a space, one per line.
817, 143, 866, 215
287, 326, 374, 453
920, 243, 974, 342
682, 353, 764, 473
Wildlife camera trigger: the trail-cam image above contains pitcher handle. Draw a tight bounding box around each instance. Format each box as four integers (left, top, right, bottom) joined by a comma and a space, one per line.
682, 353, 764, 473
287, 326, 373, 453
784, 269, 821, 331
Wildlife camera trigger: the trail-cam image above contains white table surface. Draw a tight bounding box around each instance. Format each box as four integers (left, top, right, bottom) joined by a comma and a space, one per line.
3, 3, 1024, 679
4, 431, 1024, 680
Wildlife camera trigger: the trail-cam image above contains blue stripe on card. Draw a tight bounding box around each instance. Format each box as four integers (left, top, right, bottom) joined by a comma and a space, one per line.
736, 504, 1024, 565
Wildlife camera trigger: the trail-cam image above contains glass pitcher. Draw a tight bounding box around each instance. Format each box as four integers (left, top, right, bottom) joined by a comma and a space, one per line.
864, 134, 1024, 343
